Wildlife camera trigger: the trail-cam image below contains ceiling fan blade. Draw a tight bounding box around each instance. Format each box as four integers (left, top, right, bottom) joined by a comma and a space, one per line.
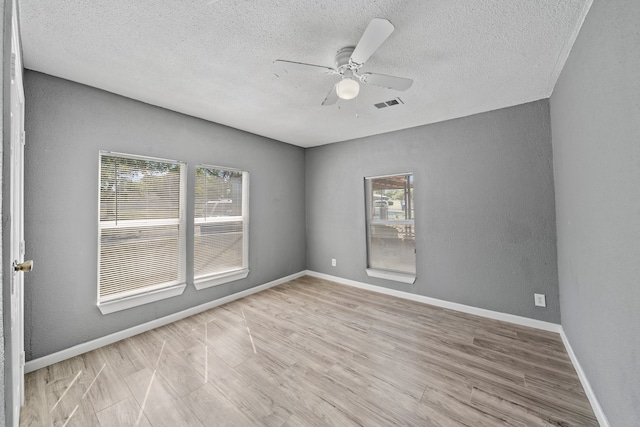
272, 60, 336, 77
361, 72, 413, 91
322, 84, 338, 106
350, 18, 395, 66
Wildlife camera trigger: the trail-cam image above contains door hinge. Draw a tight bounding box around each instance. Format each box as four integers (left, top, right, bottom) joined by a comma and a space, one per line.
21, 131, 25, 146
19, 351, 25, 368
10, 53, 15, 80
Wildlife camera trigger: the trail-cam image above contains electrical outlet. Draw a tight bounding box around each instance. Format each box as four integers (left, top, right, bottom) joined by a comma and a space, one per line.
534, 293, 546, 307
331, 258, 337, 267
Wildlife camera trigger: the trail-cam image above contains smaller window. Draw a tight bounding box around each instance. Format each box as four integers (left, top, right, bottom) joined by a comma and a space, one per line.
365, 173, 416, 283
194, 165, 249, 289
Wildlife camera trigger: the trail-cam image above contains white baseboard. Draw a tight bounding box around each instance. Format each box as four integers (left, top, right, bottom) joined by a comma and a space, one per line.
25, 270, 306, 373
305, 270, 562, 333
559, 328, 610, 427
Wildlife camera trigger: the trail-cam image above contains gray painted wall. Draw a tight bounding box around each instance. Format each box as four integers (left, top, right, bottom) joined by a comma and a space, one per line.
306, 99, 560, 323
23, 71, 306, 360
550, 0, 640, 424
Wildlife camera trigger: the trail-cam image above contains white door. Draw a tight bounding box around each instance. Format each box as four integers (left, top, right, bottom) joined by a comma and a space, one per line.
9, 2, 28, 425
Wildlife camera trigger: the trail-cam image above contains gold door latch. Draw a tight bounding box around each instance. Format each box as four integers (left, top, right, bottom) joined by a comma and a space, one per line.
14, 260, 33, 272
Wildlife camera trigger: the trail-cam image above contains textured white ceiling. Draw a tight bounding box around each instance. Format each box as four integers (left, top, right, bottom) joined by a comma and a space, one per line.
18, 0, 591, 147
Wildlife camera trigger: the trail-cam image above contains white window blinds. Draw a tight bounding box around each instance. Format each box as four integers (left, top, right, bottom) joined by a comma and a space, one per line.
98, 153, 186, 302
194, 166, 248, 281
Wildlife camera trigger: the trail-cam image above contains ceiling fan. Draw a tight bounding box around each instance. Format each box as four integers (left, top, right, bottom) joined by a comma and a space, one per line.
272, 18, 413, 106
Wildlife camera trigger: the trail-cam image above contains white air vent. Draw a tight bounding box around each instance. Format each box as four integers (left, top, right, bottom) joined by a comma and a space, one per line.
374, 97, 404, 109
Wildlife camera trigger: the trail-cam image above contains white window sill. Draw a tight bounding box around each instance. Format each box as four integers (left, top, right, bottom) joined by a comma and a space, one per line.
194, 268, 249, 290
366, 268, 416, 284
98, 283, 187, 315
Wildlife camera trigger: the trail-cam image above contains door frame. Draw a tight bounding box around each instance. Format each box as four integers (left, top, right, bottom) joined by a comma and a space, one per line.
3, 0, 26, 425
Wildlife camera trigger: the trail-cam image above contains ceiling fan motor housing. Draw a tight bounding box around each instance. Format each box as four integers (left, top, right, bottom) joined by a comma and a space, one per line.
335, 46, 358, 73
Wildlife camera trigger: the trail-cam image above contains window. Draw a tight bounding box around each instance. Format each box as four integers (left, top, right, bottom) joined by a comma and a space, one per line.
194, 165, 249, 289
98, 152, 186, 314
365, 173, 416, 283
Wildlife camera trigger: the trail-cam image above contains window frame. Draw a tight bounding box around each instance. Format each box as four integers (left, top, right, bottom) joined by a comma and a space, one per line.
97, 151, 187, 314
193, 164, 249, 290
364, 172, 417, 284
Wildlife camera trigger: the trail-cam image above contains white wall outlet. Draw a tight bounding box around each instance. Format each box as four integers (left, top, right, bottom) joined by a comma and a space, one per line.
331, 258, 337, 267
534, 293, 546, 307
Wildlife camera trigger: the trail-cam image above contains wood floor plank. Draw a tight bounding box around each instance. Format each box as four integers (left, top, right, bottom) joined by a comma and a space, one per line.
235, 356, 359, 427
204, 316, 257, 368
153, 322, 203, 355
125, 367, 178, 413
524, 372, 588, 402
20, 370, 51, 427
21, 275, 598, 426
80, 350, 131, 414
182, 382, 254, 426
323, 362, 431, 425
138, 397, 204, 427
281, 361, 398, 426
156, 348, 206, 397
95, 396, 152, 427
470, 385, 556, 427
420, 384, 521, 426
206, 354, 292, 426
471, 381, 598, 426
473, 336, 573, 371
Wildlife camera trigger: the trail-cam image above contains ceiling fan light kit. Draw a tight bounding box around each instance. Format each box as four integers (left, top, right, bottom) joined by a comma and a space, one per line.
336, 68, 360, 99
272, 18, 413, 106
336, 78, 360, 100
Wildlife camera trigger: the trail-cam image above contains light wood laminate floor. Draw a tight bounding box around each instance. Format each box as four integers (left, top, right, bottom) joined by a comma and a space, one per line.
20, 276, 598, 426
